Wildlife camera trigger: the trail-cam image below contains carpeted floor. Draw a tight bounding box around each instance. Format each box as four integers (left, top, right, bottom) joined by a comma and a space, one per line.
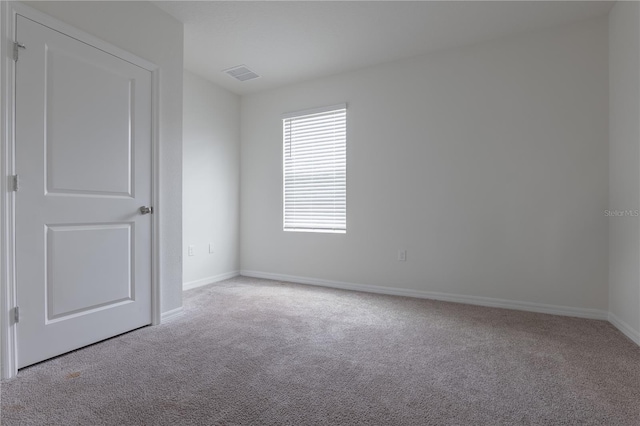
1, 276, 639, 425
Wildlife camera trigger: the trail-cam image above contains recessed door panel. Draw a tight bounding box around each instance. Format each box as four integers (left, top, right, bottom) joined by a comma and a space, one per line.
46, 224, 133, 321
46, 46, 133, 197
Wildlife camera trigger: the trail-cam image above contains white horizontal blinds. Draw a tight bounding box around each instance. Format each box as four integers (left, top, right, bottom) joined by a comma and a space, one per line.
283, 105, 346, 232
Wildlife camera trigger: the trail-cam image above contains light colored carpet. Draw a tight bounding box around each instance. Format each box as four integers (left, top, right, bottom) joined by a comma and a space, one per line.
1, 276, 639, 425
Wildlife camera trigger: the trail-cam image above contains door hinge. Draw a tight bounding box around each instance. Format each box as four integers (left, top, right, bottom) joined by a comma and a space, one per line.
14, 306, 19, 323
13, 42, 25, 62
11, 174, 19, 192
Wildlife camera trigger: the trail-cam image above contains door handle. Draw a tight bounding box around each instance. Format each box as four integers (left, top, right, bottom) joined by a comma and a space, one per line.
140, 206, 153, 215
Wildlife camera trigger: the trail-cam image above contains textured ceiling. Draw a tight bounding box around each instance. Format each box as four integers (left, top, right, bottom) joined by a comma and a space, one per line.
153, 1, 613, 95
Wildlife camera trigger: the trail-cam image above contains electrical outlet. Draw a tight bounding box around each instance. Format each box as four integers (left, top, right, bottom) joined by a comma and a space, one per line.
398, 250, 407, 262
209, 243, 214, 254
188, 245, 195, 256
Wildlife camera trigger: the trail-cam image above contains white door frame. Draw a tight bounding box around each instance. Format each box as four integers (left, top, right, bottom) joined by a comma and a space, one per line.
0, 2, 161, 380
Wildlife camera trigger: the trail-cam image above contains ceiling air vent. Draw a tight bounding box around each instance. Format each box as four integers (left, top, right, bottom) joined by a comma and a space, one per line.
223, 65, 260, 82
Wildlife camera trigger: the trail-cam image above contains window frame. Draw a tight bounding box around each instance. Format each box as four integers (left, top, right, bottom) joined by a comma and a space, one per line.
282, 104, 347, 234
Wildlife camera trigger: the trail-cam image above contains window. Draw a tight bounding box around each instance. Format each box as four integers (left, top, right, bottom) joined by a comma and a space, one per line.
283, 104, 347, 233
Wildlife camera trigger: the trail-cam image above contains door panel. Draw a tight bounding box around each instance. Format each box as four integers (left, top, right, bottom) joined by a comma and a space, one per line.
15, 15, 152, 368
46, 224, 133, 320
46, 45, 134, 196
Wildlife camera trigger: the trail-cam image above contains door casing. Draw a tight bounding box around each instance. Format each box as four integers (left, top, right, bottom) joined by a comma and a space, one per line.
0, 1, 161, 380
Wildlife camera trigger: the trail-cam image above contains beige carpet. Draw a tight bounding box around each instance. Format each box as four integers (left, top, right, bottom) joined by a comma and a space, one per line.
1, 276, 639, 425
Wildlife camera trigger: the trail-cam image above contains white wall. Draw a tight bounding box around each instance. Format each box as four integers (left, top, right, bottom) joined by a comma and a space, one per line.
24, 1, 184, 314
609, 2, 640, 344
241, 18, 610, 316
183, 71, 240, 288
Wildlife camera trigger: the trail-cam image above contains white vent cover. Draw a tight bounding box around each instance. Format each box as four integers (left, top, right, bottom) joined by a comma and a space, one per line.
223, 65, 260, 81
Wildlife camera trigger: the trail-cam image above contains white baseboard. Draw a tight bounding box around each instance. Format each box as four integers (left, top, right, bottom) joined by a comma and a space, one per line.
240, 270, 609, 321
608, 312, 640, 345
161, 307, 183, 323
183, 270, 240, 291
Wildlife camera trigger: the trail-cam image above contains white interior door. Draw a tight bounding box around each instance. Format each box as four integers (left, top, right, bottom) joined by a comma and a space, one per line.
15, 15, 153, 368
